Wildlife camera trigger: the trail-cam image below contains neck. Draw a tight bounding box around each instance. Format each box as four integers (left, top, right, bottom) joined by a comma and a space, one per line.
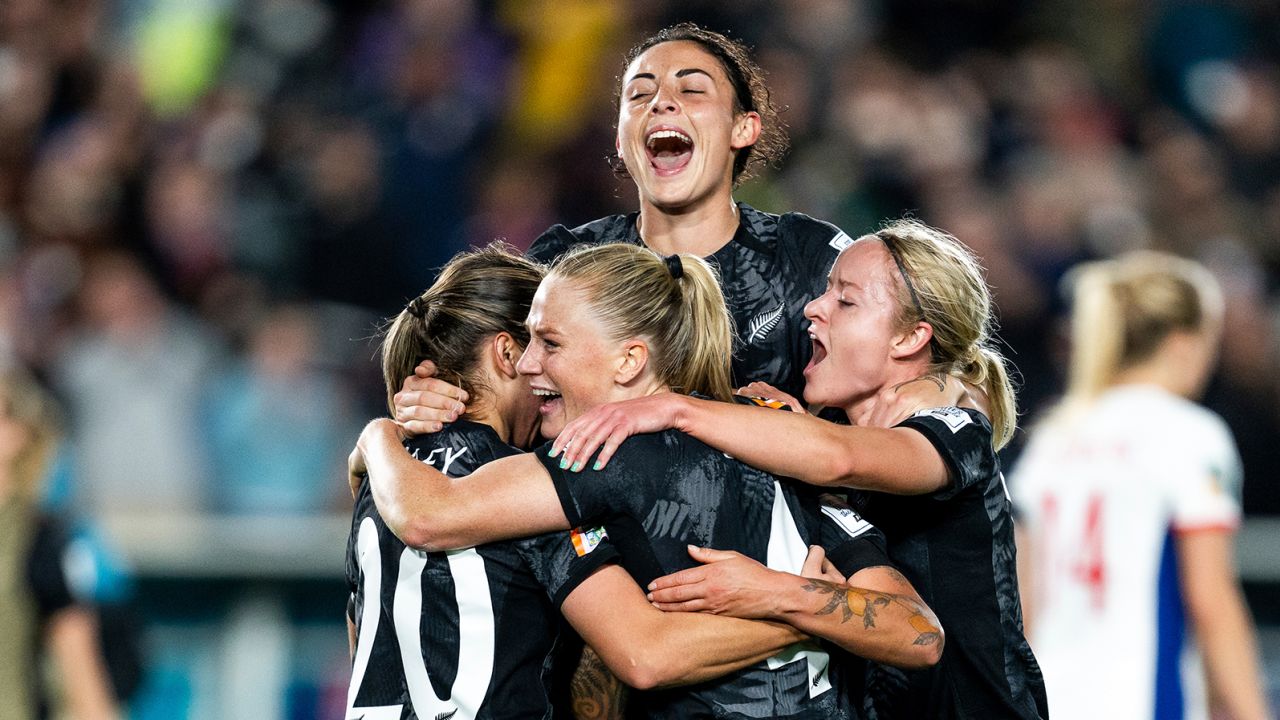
1112, 363, 1192, 399
636, 195, 740, 256
842, 362, 934, 428
465, 398, 511, 445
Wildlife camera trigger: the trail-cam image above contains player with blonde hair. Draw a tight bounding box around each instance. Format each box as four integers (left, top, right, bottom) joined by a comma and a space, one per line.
1011, 251, 1271, 720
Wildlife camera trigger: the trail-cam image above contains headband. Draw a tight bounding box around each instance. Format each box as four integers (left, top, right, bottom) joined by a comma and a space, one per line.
877, 232, 925, 321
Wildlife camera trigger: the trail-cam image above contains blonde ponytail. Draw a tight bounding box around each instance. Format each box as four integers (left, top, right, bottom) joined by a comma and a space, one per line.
550, 244, 735, 401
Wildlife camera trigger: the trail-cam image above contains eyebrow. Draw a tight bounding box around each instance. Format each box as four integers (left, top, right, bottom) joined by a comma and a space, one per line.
627, 68, 715, 83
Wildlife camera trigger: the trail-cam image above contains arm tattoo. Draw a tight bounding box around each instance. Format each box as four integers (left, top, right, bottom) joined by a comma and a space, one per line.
801, 579, 942, 647
571, 646, 628, 720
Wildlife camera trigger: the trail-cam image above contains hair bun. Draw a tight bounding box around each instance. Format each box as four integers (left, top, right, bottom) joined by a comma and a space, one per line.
407, 296, 429, 319
664, 254, 684, 280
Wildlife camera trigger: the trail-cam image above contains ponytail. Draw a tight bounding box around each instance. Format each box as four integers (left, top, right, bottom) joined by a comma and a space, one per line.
550, 244, 735, 401
957, 346, 1017, 450
1064, 265, 1126, 402
379, 244, 544, 414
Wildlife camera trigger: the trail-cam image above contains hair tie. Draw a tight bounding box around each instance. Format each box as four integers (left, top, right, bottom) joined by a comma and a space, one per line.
664, 254, 684, 280
407, 296, 429, 319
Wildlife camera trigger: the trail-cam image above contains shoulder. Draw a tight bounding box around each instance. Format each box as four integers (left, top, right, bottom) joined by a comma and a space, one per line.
529, 214, 634, 263
752, 205, 854, 255
403, 421, 519, 476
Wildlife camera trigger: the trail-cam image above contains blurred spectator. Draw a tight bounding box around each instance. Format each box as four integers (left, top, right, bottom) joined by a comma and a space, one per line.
52, 250, 218, 514
205, 303, 356, 515
0, 369, 122, 720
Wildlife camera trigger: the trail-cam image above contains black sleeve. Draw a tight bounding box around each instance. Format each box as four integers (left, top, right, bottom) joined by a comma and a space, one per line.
533, 434, 668, 528
814, 493, 892, 577
26, 515, 77, 620
515, 529, 621, 607
527, 225, 578, 264
896, 407, 997, 501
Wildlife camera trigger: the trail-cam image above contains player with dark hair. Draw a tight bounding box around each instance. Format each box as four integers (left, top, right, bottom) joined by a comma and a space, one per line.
346, 244, 852, 720
390, 23, 955, 434
351, 243, 944, 719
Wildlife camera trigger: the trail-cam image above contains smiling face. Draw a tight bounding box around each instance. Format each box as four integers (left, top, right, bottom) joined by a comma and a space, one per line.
616, 40, 760, 213
803, 240, 917, 410
516, 276, 638, 438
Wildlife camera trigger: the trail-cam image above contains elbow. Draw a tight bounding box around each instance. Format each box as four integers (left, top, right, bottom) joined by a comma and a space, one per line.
608, 645, 684, 691
909, 625, 945, 669
390, 512, 453, 552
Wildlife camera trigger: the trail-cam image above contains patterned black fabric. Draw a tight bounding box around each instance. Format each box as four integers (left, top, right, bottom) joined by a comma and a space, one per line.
528, 203, 850, 400
537, 429, 891, 720
345, 421, 617, 719
854, 408, 1048, 720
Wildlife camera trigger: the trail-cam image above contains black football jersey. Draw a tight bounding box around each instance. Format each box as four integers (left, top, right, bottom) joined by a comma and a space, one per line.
345, 421, 618, 720
528, 203, 851, 400
536, 429, 892, 720
854, 408, 1048, 720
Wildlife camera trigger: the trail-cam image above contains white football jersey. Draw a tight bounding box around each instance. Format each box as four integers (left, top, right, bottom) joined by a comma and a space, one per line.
1011, 385, 1241, 720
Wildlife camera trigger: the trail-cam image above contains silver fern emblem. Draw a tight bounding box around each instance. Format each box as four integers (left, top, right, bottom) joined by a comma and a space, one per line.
747, 302, 785, 344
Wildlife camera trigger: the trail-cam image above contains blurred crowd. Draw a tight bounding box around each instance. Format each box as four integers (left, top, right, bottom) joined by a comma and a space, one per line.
3, 0, 1280, 522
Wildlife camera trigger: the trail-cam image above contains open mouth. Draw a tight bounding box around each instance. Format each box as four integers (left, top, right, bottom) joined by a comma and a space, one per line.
646, 128, 694, 175
804, 331, 827, 375
532, 387, 563, 413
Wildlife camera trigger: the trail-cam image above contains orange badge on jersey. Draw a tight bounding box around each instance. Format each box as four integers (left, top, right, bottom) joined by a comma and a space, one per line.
570, 526, 608, 557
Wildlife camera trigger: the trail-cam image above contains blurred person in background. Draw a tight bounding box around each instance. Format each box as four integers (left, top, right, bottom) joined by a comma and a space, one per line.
0, 370, 120, 720
1011, 252, 1271, 720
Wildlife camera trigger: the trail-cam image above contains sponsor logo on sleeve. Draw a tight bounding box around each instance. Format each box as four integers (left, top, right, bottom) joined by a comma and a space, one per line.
819, 493, 873, 538
912, 407, 972, 434
570, 526, 608, 557
829, 231, 854, 251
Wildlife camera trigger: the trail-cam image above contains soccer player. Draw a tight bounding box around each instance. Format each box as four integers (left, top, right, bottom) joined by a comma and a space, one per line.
1010, 252, 1271, 720
0, 370, 121, 720
391, 23, 971, 434
345, 245, 822, 719
351, 243, 944, 719
551, 220, 1048, 719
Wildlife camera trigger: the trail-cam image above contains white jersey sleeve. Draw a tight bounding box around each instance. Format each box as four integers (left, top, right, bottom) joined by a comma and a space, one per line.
1165, 408, 1242, 533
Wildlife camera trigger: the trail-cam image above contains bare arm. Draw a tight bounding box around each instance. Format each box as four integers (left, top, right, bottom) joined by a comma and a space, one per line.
45, 607, 121, 720
647, 546, 942, 668
350, 418, 570, 550
1177, 529, 1271, 720
561, 564, 807, 690
392, 361, 469, 435
554, 393, 951, 495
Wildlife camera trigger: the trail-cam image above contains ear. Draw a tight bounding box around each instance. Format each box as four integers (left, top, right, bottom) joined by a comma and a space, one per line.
615, 339, 650, 385
890, 321, 933, 360
731, 111, 762, 150
491, 332, 520, 380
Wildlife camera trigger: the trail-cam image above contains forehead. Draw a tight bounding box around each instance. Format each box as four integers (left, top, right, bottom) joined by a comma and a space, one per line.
530, 276, 595, 329
834, 238, 898, 288
624, 40, 729, 83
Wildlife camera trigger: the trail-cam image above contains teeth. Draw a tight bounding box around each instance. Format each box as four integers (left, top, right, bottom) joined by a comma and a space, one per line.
532, 389, 561, 397
646, 129, 692, 148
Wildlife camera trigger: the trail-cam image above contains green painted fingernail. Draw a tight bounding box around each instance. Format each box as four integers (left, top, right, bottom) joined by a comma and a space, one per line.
559, 457, 569, 470
571, 461, 583, 473
592, 461, 602, 471
547, 447, 557, 457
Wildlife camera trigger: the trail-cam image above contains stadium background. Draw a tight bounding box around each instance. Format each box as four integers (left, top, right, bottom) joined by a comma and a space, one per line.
2, 0, 1279, 716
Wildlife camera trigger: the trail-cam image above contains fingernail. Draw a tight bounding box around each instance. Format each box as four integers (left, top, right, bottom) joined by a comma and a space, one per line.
646, 593, 654, 601
559, 457, 569, 470
647, 582, 656, 591
570, 461, 583, 473
592, 460, 602, 471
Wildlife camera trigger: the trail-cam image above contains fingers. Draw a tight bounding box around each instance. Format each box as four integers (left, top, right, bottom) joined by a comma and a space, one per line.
687, 544, 742, 564
650, 600, 708, 613
646, 582, 709, 606
801, 545, 827, 576
647, 566, 706, 592
412, 360, 437, 379
735, 381, 804, 413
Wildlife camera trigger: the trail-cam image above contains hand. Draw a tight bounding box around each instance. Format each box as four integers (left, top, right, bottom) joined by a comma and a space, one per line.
734, 381, 806, 414
393, 361, 469, 435
550, 393, 686, 472
646, 545, 786, 619
869, 373, 984, 427
348, 419, 402, 498
348, 444, 368, 499
800, 545, 847, 585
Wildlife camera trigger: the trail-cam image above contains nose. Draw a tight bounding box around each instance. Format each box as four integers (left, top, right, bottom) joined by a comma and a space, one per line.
650, 84, 679, 115
515, 344, 539, 376
803, 295, 825, 325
